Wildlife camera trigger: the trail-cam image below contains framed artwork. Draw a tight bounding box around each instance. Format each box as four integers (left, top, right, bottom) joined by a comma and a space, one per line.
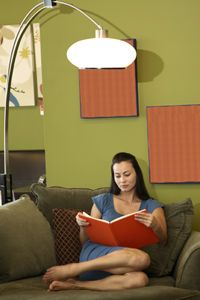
79, 39, 138, 118
147, 105, 200, 183
0, 23, 42, 107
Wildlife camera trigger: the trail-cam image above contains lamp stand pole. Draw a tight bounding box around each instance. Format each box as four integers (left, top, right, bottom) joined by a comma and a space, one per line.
1, 2, 46, 204
0, 0, 103, 204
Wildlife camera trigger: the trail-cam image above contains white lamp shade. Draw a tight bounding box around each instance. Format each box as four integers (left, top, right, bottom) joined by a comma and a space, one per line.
66, 38, 137, 69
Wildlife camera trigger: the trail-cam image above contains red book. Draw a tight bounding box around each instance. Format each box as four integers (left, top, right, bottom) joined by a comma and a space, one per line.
79, 210, 159, 249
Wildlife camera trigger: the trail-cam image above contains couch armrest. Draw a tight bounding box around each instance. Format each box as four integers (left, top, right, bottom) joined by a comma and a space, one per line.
173, 231, 200, 290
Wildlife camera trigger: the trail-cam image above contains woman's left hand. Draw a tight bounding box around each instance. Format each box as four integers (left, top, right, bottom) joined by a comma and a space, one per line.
134, 211, 157, 229
135, 208, 167, 244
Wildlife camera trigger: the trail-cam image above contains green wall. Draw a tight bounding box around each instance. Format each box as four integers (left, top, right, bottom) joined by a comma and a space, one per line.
1, 0, 200, 229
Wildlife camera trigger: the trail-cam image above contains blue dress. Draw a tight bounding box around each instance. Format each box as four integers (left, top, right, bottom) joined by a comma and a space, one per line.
79, 193, 163, 281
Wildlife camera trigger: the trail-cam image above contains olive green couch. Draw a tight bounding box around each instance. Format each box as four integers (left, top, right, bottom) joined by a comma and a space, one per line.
0, 183, 200, 300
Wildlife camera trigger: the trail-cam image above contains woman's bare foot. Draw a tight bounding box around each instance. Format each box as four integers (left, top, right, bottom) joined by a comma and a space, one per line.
43, 263, 79, 283
48, 279, 78, 291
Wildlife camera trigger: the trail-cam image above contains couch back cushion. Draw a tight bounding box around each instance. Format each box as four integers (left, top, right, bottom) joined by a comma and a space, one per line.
31, 184, 193, 277
0, 195, 56, 283
31, 183, 108, 226
143, 198, 194, 276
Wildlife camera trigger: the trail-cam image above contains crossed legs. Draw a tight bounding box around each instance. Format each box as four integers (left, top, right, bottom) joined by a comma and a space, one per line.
43, 248, 150, 291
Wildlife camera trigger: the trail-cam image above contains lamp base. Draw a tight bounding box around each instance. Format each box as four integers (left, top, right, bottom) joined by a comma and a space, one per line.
0, 173, 13, 205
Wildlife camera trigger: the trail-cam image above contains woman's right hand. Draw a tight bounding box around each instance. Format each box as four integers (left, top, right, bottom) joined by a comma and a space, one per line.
76, 212, 90, 227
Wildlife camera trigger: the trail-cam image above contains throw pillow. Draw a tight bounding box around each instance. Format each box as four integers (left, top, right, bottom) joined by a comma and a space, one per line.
144, 198, 194, 277
0, 195, 56, 283
53, 208, 82, 265
193, 202, 200, 231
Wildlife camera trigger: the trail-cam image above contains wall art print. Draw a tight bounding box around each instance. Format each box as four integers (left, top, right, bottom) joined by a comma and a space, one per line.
79, 39, 138, 118
0, 23, 42, 107
147, 104, 200, 183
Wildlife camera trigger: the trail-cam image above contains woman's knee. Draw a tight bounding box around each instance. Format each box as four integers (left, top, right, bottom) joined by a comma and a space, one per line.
138, 272, 149, 287
107, 248, 150, 270
140, 252, 150, 269
126, 249, 150, 270
125, 272, 149, 289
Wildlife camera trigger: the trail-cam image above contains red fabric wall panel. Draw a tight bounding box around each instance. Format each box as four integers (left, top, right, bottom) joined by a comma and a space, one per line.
147, 105, 200, 183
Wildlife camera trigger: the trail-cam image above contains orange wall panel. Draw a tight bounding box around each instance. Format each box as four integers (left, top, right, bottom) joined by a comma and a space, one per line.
147, 105, 200, 183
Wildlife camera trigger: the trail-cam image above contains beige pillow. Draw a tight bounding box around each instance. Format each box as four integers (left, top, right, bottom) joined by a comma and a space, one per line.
0, 195, 56, 283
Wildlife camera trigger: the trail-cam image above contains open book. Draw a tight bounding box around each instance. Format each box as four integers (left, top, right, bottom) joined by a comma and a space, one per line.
79, 210, 159, 249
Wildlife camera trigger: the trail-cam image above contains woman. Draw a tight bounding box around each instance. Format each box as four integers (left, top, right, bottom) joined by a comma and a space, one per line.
43, 152, 167, 291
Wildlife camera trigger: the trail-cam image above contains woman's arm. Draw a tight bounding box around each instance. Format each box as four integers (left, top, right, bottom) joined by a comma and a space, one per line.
150, 207, 167, 244
134, 207, 167, 244
75, 216, 89, 245
76, 203, 102, 245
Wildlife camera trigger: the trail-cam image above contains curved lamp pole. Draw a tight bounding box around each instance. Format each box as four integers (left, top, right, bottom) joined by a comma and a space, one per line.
0, 0, 136, 204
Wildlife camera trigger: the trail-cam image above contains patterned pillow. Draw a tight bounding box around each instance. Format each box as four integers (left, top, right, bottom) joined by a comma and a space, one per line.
53, 208, 82, 265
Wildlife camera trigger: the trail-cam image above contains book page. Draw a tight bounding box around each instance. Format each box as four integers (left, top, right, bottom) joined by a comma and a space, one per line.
82, 209, 146, 224
110, 209, 147, 223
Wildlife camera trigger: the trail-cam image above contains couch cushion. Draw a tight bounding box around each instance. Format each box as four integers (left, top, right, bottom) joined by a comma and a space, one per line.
53, 208, 81, 265
31, 183, 108, 225
144, 198, 194, 277
0, 195, 56, 283
0, 277, 199, 300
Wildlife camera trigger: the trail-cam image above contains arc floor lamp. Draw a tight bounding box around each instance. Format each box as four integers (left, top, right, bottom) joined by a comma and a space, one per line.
0, 0, 137, 205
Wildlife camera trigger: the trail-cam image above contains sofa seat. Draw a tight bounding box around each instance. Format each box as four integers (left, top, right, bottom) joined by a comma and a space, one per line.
0, 276, 200, 300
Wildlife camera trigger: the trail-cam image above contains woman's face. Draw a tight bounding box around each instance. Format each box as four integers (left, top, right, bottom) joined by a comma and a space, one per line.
113, 161, 137, 192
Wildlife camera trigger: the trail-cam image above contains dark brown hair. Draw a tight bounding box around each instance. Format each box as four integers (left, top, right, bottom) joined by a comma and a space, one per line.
109, 152, 150, 200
